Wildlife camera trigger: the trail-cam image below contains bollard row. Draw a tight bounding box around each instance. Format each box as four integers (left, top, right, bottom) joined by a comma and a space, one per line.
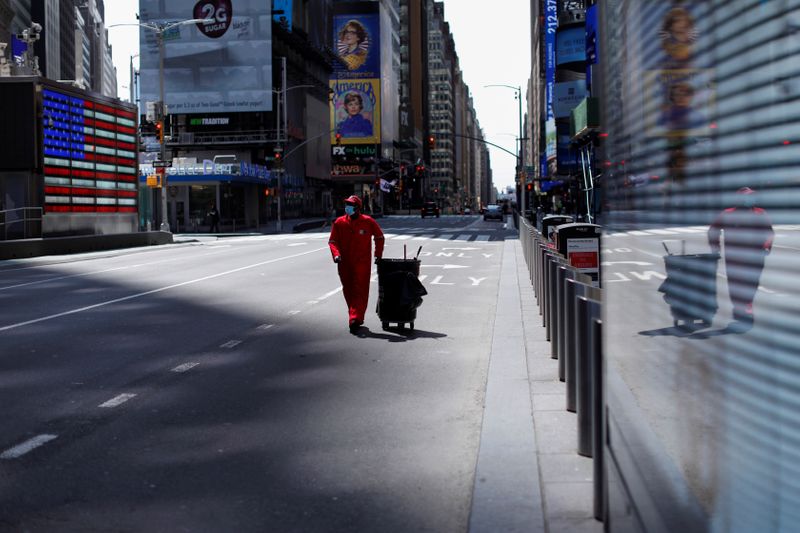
518, 218, 606, 523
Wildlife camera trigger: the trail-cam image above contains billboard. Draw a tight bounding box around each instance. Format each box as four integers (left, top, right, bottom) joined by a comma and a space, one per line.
330, 78, 381, 145
332, 13, 380, 78
42, 88, 138, 213
138, 0, 272, 115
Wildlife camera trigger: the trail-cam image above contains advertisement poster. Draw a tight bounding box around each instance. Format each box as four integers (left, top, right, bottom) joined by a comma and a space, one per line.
556, 25, 586, 65
544, 0, 558, 121
553, 80, 587, 118
333, 13, 380, 78
330, 78, 381, 145
139, 0, 272, 114
566, 237, 600, 285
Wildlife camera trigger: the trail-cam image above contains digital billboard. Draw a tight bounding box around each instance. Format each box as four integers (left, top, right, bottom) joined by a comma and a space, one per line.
138, 0, 272, 115
332, 13, 380, 78
330, 78, 381, 145
42, 88, 138, 213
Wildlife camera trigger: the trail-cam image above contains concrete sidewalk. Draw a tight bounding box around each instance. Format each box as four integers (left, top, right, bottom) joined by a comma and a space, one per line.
468, 238, 602, 533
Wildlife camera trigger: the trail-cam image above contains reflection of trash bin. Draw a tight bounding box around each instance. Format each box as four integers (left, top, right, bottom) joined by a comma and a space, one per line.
540, 215, 574, 243
657, 241, 720, 328
376, 258, 427, 331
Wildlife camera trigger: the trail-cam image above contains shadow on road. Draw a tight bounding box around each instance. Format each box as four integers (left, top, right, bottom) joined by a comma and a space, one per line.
356, 327, 447, 342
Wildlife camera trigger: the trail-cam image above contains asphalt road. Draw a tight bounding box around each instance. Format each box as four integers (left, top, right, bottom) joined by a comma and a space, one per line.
0, 214, 516, 532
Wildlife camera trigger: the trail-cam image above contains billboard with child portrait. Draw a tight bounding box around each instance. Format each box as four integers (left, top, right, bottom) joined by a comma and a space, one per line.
330, 78, 381, 145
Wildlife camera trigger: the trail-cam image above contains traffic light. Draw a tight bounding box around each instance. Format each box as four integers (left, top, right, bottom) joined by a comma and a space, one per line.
526, 182, 533, 192
274, 148, 282, 165
335, 132, 342, 144
155, 121, 163, 142
427, 134, 435, 149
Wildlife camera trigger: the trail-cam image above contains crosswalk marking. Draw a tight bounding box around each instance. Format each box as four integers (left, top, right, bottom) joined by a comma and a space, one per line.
475, 235, 490, 241
456, 234, 472, 241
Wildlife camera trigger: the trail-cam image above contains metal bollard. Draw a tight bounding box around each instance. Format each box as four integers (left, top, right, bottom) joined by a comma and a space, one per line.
556, 265, 576, 377
591, 316, 605, 521
547, 256, 561, 350
564, 278, 579, 410
576, 295, 601, 458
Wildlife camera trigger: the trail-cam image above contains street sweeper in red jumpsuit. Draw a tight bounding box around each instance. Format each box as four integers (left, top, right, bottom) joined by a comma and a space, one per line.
328, 195, 385, 333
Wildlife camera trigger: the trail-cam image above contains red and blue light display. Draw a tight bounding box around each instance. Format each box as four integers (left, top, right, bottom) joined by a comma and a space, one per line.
42, 89, 138, 213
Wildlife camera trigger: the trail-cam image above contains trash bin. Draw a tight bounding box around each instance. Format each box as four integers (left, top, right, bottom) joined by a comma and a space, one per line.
657, 241, 719, 328
376, 258, 427, 330
540, 215, 574, 244
555, 223, 602, 287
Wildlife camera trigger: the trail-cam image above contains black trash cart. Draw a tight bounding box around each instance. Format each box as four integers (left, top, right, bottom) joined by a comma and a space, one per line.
657, 240, 720, 328
376, 257, 427, 331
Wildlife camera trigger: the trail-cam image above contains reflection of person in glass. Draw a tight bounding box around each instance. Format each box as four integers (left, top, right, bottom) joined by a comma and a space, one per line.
708, 187, 774, 324
660, 7, 696, 62
338, 20, 368, 71
659, 82, 706, 132
337, 93, 373, 138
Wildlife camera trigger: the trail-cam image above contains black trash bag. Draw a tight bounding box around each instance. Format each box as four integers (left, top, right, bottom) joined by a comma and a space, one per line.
383, 270, 427, 311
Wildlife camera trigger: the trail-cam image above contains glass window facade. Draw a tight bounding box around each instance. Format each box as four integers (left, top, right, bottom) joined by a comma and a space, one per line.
599, 1, 800, 531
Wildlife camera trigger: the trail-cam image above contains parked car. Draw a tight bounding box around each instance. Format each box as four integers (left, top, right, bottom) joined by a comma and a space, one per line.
421, 201, 440, 218
463, 206, 472, 215
483, 204, 504, 221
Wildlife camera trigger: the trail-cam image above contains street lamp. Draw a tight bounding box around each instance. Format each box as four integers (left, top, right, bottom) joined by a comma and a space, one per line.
110, 18, 212, 232
272, 56, 317, 232
485, 84, 525, 214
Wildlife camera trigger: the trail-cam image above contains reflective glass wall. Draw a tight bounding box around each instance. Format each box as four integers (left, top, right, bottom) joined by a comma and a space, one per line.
599, 1, 800, 531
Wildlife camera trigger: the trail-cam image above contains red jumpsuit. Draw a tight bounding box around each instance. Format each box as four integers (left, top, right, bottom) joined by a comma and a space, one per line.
708, 205, 774, 319
328, 214, 385, 325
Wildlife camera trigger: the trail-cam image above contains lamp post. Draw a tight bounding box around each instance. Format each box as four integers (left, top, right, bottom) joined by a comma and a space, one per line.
272, 56, 317, 232
485, 84, 525, 215
110, 18, 211, 232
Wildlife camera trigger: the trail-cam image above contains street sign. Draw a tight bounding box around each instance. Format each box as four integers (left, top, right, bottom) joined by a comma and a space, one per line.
153, 160, 172, 168
146, 174, 162, 188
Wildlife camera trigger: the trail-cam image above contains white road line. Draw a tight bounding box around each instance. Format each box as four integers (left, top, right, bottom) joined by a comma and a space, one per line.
0, 247, 327, 333
412, 235, 433, 240
391, 235, 413, 240
257, 324, 275, 331
1, 434, 58, 459
220, 340, 242, 349
287, 243, 308, 247
667, 227, 707, 233
475, 235, 490, 241
436, 234, 456, 241
646, 229, 679, 235
288, 310, 301, 316
627, 230, 653, 236
456, 234, 472, 241
99, 393, 137, 408
172, 362, 200, 373
317, 287, 343, 301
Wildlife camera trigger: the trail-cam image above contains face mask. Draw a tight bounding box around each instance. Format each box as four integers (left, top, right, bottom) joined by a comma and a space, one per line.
345, 205, 356, 216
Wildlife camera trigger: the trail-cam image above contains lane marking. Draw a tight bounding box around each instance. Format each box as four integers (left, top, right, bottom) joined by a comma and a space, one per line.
257, 324, 275, 331
0, 247, 327, 333
172, 362, 200, 373
220, 340, 242, 349
646, 229, 679, 235
456, 234, 472, 241
475, 235, 490, 241
1, 434, 58, 459
99, 393, 137, 408
287, 243, 307, 247
288, 310, 301, 316
412, 235, 433, 240
316, 287, 343, 301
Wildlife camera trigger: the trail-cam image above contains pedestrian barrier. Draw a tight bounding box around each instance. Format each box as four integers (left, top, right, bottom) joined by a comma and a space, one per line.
519, 217, 605, 523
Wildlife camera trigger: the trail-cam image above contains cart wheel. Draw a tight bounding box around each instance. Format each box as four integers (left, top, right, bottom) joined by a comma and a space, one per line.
382, 321, 389, 330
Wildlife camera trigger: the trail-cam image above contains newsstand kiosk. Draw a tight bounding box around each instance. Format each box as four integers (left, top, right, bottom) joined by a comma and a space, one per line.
555, 223, 602, 287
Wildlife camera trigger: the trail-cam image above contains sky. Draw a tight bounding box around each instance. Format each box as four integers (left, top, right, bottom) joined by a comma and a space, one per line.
104, 1, 531, 193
